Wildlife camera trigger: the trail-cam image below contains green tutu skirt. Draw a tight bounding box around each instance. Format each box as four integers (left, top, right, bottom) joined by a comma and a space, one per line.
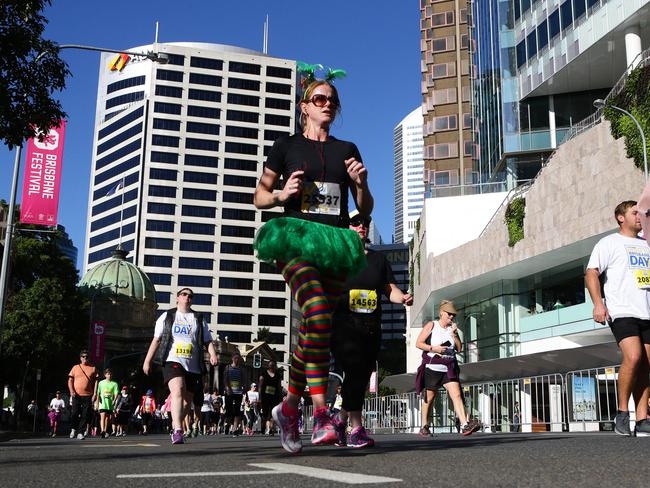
254, 216, 367, 277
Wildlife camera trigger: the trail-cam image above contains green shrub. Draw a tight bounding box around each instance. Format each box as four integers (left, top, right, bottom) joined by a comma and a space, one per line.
505, 197, 525, 247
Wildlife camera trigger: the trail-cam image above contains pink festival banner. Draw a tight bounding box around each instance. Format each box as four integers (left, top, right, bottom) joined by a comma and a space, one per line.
20, 120, 67, 226
90, 321, 107, 366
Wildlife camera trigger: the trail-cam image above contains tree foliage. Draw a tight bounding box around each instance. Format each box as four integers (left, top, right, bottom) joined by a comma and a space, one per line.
605, 65, 650, 172
505, 197, 526, 247
0, 0, 69, 148
0, 225, 87, 423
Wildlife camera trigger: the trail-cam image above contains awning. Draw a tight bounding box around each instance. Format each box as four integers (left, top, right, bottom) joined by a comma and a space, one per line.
381, 341, 621, 393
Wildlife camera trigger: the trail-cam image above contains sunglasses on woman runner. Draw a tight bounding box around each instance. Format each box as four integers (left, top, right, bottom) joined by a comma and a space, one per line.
307, 94, 340, 108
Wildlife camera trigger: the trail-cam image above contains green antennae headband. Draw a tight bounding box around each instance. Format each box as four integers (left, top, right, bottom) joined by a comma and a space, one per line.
297, 61, 347, 91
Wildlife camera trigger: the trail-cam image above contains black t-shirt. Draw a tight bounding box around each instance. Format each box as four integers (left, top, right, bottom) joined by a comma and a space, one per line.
260, 370, 281, 400
335, 250, 395, 321
264, 133, 362, 228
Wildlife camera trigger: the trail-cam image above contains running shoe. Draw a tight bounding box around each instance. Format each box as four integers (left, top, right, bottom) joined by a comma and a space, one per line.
272, 402, 302, 454
615, 410, 631, 436
311, 407, 338, 446
418, 425, 432, 437
171, 429, 184, 445
331, 413, 347, 447
347, 426, 374, 448
461, 419, 481, 436
76, 432, 85, 440
69, 429, 76, 439
635, 418, 650, 437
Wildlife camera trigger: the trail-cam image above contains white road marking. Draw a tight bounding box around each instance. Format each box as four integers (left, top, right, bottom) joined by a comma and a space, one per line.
117, 462, 402, 484
82, 443, 159, 448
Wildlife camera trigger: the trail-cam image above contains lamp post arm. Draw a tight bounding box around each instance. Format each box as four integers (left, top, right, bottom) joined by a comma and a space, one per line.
36, 44, 168, 64
610, 105, 648, 181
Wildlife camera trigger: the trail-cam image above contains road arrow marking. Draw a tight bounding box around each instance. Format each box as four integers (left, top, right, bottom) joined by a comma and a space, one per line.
117, 462, 402, 484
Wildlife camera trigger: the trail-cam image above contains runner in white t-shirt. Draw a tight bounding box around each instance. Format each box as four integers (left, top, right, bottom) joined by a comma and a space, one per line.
48, 391, 66, 437
586, 200, 650, 437
142, 287, 219, 445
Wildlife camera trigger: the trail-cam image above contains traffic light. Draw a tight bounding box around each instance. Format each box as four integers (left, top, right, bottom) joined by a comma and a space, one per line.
253, 352, 262, 369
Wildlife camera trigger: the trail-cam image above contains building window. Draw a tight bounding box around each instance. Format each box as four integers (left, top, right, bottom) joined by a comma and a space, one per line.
144, 255, 173, 267
191, 294, 212, 306
227, 93, 259, 107
178, 275, 213, 287
220, 241, 254, 255
166, 54, 185, 66
180, 222, 215, 235
187, 121, 219, 135
228, 78, 261, 91
148, 273, 172, 285
433, 114, 457, 132
265, 114, 290, 126
265, 129, 289, 142
218, 295, 252, 308
145, 237, 174, 250
188, 89, 221, 102
266, 82, 291, 95
219, 277, 254, 290
464, 141, 475, 157
151, 151, 179, 164
149, 168, 177, 181
433, 142, 458, 160
226, 110, 259, 123
526, 30, 537, 60
226, 126, 258, 139
179, 257, 214, 270
154, 102, 182, 115
224, 141, 257, 155
188, 105, 220, 119
147, 220, 175, 232
98, 106, 144, 140
155, 85, 183, 98
94, 156, 139, 185
431, 11, 454, 27
258, 297, 286, 309
463, 113, 473, 129
218, 313, 252, 326
259, 279, 286, 292
460, 34, 469, 49
185, 154, 218, 168
106, 91, 144, 109
147, 202, 175, 215
538, 19, 549, 51
152, 135, 180, 147
183, 171, 217, 184
107, 75, 146, 94
560, 0, 573, 31
432, 87, 457, 105
229, 61, 260, 75
189, 72, 221, 86
148, 185, 176, 198
432, 62, 455, 79
190, 57, 223, 70
183, 188, 217, 201
224, 158, 257, 172
180, 240, 214, 253
258, 314, 285, 327
222, 191, 253, 204
266, 66, 292, 79
220, 260, 254, 273
96, 140, 141, 170
185, 138, 218, 151
182, 205, 216, 218
433, 170, 459, 186
265, 97, 291, 110
156, 292, 171, 303
222, 207, 255, 221
221, 225, 255, 238
549, 9, 560, 39
156, 70, 184, 82
223, 174, 257, 188
431, 36, 455, 53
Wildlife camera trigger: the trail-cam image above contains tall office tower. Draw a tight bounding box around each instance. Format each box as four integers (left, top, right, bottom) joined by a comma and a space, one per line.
393, 107, 424, 244
470, 0, 646, 186
420, 0, 475, 197
84, 42, 296, 361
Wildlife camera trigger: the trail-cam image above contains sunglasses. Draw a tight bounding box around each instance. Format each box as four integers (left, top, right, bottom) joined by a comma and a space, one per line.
179, 292, 194, 298
307, 94, 339, 108
447, 312, 456, 319
350, 218, 371, 227
80, 355, 88, 358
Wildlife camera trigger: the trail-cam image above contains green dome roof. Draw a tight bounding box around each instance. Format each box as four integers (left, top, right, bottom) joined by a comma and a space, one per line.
79, 248, 156, 302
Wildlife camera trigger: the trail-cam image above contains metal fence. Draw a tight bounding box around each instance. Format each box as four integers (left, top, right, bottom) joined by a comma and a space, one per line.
299, 366, 631, 435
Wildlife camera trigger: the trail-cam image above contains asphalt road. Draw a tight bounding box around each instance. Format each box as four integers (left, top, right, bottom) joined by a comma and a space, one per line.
1, 431, 649, 487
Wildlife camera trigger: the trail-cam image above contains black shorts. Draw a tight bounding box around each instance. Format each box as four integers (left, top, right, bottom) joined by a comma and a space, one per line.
609, 317, 650, 344
116, 411, 130, 425
99, 409, 112, 414
424, 368, 458, 390
225, 394, 243, 419
162, 362, 203, 407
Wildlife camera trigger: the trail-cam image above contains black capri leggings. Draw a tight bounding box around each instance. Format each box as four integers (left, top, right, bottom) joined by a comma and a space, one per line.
331, 316, 381, 411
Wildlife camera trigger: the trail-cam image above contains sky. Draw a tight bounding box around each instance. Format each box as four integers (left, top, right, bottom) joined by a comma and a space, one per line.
0, 0, 422, 271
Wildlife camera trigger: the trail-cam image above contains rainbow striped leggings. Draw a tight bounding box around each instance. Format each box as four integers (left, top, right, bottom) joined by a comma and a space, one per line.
281, 257, 344, 397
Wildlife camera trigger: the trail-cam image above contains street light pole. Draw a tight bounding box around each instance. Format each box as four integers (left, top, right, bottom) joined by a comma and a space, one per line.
593, 98, 648, 181
0, 43, 168, 358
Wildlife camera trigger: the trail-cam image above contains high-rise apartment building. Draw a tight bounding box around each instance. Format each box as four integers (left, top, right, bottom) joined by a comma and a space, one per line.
420, 0, 475, 197
83, 42, 297, 361
394, 107, 425, 244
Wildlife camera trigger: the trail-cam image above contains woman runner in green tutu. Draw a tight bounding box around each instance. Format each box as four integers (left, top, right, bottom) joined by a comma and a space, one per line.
254, 70, 374, 453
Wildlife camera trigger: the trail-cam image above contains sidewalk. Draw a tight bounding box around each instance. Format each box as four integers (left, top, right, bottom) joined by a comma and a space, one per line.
0, 430, 47, 442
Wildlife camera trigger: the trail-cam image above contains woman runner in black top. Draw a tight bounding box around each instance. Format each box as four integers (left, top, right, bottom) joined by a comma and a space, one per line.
258, 360, 282, 435
330, 212, 413, 448
254, 79, 374, 453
